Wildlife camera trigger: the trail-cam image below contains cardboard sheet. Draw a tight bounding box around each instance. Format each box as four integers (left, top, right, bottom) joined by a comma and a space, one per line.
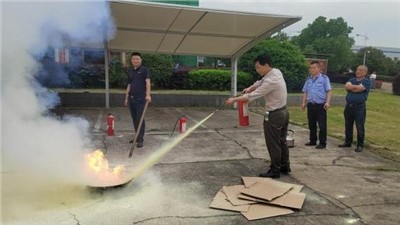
209, 191, 250, 212
221, 185, 256, 206
241, 203, 294, 221
240, 181, 292, 201
239, 192, 306, 209
242, 176, 304, 193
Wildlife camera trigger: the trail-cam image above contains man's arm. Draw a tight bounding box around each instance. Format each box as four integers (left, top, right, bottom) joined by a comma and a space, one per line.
345, 82, 365, 92
324, 90, 332, 110
301, 92, 307, 111
124, 84, 131, 107
145, 79, 151, 102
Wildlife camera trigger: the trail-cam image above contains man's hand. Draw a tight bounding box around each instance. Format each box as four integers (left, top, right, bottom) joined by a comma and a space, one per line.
242, 87, 251, 94
225, 97, 236, 106
301, 103, 306, 111
324, 102, 330, 110
124, 98, 128, 107
146, 95, 152, 103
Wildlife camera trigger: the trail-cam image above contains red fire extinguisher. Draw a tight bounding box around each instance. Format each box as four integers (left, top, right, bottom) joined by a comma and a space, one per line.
179, 116, 187, 133
107, 113, 115, 136
238, 100, 249, 126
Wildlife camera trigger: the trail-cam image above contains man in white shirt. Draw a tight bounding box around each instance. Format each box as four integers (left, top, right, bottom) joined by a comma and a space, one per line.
225, 54, 290, 179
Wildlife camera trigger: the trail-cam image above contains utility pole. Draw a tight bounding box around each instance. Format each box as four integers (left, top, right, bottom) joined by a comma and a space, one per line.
356, 34, 369, 65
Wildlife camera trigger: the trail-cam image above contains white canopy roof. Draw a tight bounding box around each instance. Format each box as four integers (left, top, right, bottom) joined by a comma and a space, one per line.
108, 0, 301, 58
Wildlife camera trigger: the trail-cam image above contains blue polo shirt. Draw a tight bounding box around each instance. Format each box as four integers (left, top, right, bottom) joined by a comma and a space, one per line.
127, 66, 150, 96
302, 74, 332, 104
345, 78, 371, 104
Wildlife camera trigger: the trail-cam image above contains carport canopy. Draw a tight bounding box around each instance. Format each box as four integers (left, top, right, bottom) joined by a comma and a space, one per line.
102, 0, 301, 107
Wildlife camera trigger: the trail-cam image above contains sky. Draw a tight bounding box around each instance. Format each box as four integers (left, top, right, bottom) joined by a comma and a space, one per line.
199, 0, 400, 48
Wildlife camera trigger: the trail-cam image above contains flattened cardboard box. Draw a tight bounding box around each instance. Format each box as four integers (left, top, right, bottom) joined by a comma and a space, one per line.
239, 191, 306, 209
240, 181, 293, 201
221, 185, 255, 206
209, 190, 250, 212
242, 176, 304, 193
241, 203, 294, 221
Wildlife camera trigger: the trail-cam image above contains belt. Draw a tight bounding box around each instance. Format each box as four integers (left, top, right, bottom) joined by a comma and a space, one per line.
130, 93, 145, 98
269, 106, 286, 113
308, 102, 325, 105
347, 102, 365, 107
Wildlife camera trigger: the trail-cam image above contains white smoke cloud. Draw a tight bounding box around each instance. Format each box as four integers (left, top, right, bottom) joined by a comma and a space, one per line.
1, 0, 115, 218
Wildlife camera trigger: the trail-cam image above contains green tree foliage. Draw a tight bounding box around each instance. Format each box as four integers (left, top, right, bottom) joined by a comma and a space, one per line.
141, 53, 174, 88
352, 47, 399, 76
109, 58, 126, 88
292, 16, 354, 74
238, 39, 308, 92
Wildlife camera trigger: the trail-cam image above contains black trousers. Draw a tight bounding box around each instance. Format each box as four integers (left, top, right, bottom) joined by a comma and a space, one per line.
263, 107, 290, 173
307, 103, 327, 146
344, 102, 366, 147
128, 96, 146, 142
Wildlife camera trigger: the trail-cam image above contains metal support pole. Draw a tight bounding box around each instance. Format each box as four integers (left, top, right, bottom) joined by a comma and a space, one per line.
103, 25, 110, 109
231, 57, 238, 109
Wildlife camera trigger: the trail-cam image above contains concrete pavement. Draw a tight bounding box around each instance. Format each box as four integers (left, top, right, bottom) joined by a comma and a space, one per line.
2, 107, 400, 225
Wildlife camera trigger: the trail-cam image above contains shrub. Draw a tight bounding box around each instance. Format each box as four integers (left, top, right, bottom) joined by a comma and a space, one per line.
141, 53, 174, 89
329, 74, 353, 84
188, 69, 252, 91
169, 68, 191, 89
392, 74, 400, 96
109, 59, 127, 88
376, 75, 394, 83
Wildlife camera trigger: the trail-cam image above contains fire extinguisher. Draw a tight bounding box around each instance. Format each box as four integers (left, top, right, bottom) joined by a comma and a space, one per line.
179, 116, 187, 133
238, 100, 249, 126
107, 113, 115, 136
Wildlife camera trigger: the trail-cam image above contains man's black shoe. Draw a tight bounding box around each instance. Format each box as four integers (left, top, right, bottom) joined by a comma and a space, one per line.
137, 142, 143, 148
338, 143, 351, 147
259, 170, 280, 179
316, 144, 326, 149
355, 146, 363, 152
305, 142, 317, 146
129, 139, 134, 143
280, 167, 291, 175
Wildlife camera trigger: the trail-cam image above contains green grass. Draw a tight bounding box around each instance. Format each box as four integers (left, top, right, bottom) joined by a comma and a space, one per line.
288, 87, 400, 162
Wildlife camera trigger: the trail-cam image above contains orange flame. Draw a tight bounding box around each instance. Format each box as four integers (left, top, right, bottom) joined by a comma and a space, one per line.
84, 150, 125, 182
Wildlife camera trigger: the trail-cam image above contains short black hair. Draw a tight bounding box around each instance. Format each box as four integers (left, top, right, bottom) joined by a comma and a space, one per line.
310, 61, 320, 66
131, 52, 141, 58
254, 54, 272, 67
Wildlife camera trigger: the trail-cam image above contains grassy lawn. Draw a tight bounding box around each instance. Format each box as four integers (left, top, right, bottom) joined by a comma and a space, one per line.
288, 87, 400, 162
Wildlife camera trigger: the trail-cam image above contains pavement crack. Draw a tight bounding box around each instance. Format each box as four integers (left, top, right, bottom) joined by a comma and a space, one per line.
214, 129, 253, 159
287, 176, 367, 225
332, 155, 354, 165
68, 212, 81, 225
352, 202, 400, 208
131, 214, 238, 224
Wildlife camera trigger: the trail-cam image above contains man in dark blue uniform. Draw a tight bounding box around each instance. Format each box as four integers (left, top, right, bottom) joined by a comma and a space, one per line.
124, 52, 151, 148
339, 65, 371, 152
301, 61, 332, 149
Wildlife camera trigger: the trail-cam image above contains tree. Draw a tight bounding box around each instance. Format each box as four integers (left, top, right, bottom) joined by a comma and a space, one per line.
292, 16, 354, 75
352, 47, 398, 76
239, 39, 308, 92
141, 53, 174, 89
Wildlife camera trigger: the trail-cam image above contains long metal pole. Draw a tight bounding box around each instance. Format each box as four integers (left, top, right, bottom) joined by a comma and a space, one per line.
103, 23, 110, 109
231, 57, 238, 109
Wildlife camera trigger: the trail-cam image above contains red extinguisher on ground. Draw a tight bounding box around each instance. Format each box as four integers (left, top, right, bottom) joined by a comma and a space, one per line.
107, 113, 115, 136
238, 100, 249, 126
179, 115, 187, 133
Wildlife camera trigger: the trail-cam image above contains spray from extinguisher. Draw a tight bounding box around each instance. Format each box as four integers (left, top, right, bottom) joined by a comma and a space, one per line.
107, 113, 115, 136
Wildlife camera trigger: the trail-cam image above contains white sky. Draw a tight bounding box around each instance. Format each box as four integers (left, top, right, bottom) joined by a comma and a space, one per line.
200, 0, 400, 48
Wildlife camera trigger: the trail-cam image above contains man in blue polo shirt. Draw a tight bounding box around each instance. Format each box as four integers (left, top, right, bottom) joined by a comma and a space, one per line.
339, 65, 371, 152
124, 52, 151, 148
301, 61, 332, 149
